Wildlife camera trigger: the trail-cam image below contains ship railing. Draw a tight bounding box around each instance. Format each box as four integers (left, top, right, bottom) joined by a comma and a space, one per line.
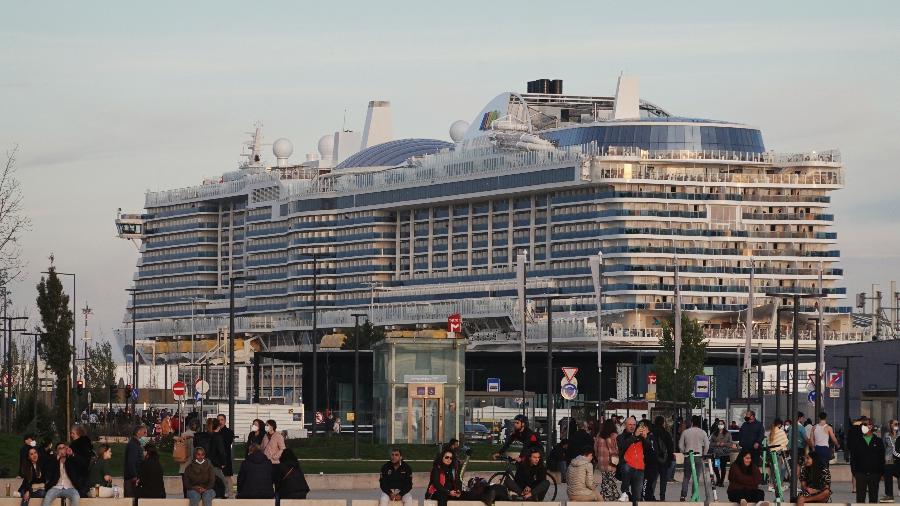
590, 163, 844, 186
145, 172, 283, 208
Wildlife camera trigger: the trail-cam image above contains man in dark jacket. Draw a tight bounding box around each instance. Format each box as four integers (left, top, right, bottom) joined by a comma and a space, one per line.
123, 425, 146, 497
850, 418, 884, 504
506, 448, 550, 501
652, 416, 676, 500
494, 414, 541, 460
216, 414, 235, 497
737, 410, 764, 463
379, 448, 413, 506
236, 443, 274, 499
42, 441, 87, 506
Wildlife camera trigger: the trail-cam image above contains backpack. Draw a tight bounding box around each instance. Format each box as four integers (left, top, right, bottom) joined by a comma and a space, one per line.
172, 437, 189, 464
652, 431, 669, 466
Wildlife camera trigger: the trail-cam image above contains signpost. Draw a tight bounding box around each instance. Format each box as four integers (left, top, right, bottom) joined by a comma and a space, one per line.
693, 375, 710, 399
807, 391, 817, 405
826, 370, 843, 388
647, 371, 658, 401
829, 388, 840, 398
172, 381, 187, 398
447, 314, 462, 333
195, 379, 210, 395
560, 367, 579, 401
487, 378, 500, 393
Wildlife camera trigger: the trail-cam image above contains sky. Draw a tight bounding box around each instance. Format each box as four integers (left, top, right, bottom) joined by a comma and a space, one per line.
1, 1, 899, 356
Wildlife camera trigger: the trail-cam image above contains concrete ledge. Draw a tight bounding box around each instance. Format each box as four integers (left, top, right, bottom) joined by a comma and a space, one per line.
213, 501, 275, 506
82, 500, 135, 506
281, 500, 349, 506
136, 500, 188, 506
495, 502, 560, 506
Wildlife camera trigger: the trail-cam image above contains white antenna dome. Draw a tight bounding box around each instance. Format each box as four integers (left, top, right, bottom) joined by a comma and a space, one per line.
273, 138, 293, 158
449, 120, 469, 142
317, 134, 335, 158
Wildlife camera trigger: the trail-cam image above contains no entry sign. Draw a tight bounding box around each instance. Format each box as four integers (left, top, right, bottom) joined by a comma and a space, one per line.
172, 381, 187, 397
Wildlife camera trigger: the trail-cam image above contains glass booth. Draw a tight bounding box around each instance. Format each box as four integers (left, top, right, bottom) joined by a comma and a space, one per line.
373, 337, 465, 444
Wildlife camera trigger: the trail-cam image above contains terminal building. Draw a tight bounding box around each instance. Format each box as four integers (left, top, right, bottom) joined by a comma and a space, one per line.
115, 75, 863, 435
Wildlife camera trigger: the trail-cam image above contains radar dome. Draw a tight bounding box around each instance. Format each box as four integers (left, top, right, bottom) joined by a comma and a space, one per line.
317, 134, 335, 159
449, 120, 469, 142
273, 138, 294, 159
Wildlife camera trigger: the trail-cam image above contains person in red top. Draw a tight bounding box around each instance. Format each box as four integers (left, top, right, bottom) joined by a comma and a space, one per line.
617, 418, 649, 502
426, 451, 461, 506
727, 449, 765, 504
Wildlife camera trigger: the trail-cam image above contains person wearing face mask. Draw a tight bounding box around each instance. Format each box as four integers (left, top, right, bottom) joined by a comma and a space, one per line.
710, 420, 735, 488
261, 419, 286, 465
123, 425, 147, 497
246, 419, 265, 458
849, 418, 885, 503
883, 419, 900, 503
183, 447, 216, 506
737, 410, 764, 465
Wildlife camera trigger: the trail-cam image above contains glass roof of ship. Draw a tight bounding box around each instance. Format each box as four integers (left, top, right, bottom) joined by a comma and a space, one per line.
336, 138, 453, 169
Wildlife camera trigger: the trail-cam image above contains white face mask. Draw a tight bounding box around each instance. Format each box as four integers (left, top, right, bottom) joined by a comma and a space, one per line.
195, 458, 206, 464
717, 424, 724, 429
861, 425, 870, 435
265, 425, 274, 434
29, 441, 37, 447
251, 424, 259, 432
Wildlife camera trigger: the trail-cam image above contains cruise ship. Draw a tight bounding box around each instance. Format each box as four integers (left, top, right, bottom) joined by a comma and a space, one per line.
115, 75, 860, 405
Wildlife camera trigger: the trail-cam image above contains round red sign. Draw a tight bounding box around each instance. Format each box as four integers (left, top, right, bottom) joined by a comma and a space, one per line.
172, 380, 187, 396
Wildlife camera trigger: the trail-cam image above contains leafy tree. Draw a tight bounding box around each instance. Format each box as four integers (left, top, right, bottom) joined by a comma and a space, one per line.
341, 320, 385, 350
35, 266, 74, 437
85, 340, 116, 405
652, 314, 709, 408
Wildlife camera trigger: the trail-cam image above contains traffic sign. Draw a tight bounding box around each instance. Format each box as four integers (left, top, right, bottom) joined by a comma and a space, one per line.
561, 367, 579, 382
693, 375, 710, 399
447, 313, 462, 333
560, 376, 578, 400
172, 381, 187, 397
826, 370, 843, 388
807, 391, 817, 404
487, 378, 500, 393
195, 379, 210, 394
647, 372, 657, 385
829, 388, 840, 398
130, 388, 139, 401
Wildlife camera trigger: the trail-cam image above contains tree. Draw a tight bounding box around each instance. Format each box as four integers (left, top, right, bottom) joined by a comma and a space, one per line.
652, 314, 709, 408
341, 320, 385, 350
84, 340, 116, 405
0, 145, 31, 279
36, 266, 74, 437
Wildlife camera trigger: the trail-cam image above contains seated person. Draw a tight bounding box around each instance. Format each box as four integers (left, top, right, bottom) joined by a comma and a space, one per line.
42, 441, 87, 506
236, 443, 274, 499
797, 451, 831, 506
85, 444, 113, 497
18, 446, 47, 506
426, 450, 462, 506
566, 446, 601, 501
379, 448, 414, 506
183, 447, 216, 506
505, 448, 550, 501
727, 450, 765, 504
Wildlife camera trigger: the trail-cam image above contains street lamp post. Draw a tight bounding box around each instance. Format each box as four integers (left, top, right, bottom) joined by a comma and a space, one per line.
834, 354, 861, 438
350, 313, 366, 459
296, 254, 320, 437
538, 291, 566, 456
125, 288, 139, 415
589, 252, 604, 424
228, 275, 245, 446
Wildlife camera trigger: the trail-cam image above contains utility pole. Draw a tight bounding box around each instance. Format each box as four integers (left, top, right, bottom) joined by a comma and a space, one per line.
833, 355, 861, 439
350, 313, 366, 459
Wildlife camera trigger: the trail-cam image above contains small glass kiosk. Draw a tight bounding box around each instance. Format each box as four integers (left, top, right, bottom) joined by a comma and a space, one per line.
373, 337, 465, 444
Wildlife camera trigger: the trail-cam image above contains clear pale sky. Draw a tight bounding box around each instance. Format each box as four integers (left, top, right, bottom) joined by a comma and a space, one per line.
2, 1, 899, 355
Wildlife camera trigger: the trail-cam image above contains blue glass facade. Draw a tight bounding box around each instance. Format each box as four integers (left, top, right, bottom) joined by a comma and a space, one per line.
336, 138, 453, 169
542, 123, 765, 153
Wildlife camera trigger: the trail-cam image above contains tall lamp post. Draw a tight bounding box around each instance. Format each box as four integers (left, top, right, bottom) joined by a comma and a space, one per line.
538, 286, 566, 456
588, 252, 604, 424
350, 313, 366, 459
886, 362, 900, 422
833, 354, 861, 438
228, 275, 245, 446
125, 287, 140, 415
297, 254, 320, 436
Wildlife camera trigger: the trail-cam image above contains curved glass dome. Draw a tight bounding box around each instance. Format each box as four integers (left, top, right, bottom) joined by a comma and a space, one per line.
542, 122, 765, 153
336, 138, 453, 169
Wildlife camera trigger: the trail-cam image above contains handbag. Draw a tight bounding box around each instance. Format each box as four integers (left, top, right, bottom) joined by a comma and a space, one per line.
606, 438, 619, 466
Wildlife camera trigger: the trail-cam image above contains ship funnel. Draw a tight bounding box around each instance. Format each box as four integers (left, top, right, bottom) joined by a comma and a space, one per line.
361, 100, 393, 149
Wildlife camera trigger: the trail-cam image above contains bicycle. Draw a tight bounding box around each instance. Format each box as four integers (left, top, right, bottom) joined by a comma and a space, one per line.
487, 455, 558, 501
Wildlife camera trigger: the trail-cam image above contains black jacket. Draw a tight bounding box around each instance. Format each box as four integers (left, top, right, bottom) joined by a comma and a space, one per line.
514, 461, 547, 489
137, 458, 166, 498
498, 427, 540, 455
567, 429, 594, 463
653, 426, 675, 465
237, 451, 274, 499
850, 434, 885, 475
218, 428, 235, 475
246, 431, 264, 457
123, 437, 143, 480
194, 431, 227, 469
18, 457, 47, 496
426, 463, 461, 499
70, 436, 94, 463
44, 454, 88, 495
274, 461, 310, 499
379, 461, 413, 496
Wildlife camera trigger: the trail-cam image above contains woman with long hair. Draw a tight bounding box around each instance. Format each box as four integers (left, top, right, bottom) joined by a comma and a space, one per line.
86, 444, 114, 497
426, 450, 462, 506
18, 447, 46, 506
246, 418, 265, 457
710, 420, 735, 487
797, 448, 831, 505
595, 418, 620, 501
137, 443, 167, 498
726, 449, 764, 504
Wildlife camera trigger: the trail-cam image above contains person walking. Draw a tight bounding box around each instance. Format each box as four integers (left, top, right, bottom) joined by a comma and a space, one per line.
639, 419, 661, 501
710, 420, 736, 488
137, 444, 166, 499
738, 410, 764, 464
123, 425, 147, 497
726, 449, 765, 504
595, 418, 621, 501
652, 416, 676, 501
379, 448, 414, 506
236, 443, 275, 499
261, 419, 286, 465
679, 415, 710, 501
882, 419, 899, 503
184, 447, 216, 506
808, 412, 840, 467
767, 418, 788, 491
850, 418, 885, 503
41, 441, 87, 506
566, 446, 601, 501
797, 451, 831, 506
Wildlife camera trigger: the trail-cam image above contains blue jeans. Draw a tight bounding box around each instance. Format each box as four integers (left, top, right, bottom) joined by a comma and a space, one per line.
619, 463, 645, 501
42, 487, 79, 506
814, 445, 831, 467
187, 489, 215, 506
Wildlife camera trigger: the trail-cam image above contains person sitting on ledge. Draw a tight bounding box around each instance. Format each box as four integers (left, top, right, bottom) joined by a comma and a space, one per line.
379, 448, 414, 506
727, 449, 768, 506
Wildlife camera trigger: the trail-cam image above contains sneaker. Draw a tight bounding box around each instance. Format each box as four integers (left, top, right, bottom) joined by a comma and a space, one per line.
879, 497, 895, 503
679, 497, 686, 502
617, 492, 629, 502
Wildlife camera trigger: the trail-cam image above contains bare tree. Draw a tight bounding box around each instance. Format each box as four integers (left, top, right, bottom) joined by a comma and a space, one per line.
0, 145, 31, 281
